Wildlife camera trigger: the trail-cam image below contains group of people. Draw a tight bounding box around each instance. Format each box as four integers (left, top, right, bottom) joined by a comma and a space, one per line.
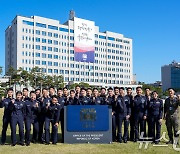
0, 85, 180, 146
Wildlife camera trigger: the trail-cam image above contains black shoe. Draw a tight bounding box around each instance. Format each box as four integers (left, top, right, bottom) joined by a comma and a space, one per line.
124, 140, 128, 143
166, 140, 173, 144
1, 142, 5, 145
118, 140, 122, 143
52, 142, 57, 145
26, 142, 30, 146
19, 143, 25, 146
45, 142, 50, 145
11, 144, 16, 146
134, 139, 138, 142
154, 141, 159, 144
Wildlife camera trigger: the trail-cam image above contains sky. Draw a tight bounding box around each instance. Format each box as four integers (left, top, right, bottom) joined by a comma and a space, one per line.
0, 0, 180, 83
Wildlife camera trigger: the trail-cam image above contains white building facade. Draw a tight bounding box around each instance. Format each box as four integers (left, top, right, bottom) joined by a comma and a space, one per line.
5, 12, 137, 89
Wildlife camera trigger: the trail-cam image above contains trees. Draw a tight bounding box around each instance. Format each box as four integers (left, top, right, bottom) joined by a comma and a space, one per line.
0, 66, 3, 76
142, 83, 163, 98
68, 82, 90, 89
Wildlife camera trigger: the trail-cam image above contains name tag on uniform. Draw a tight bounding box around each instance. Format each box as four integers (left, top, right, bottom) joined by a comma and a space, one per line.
169, 107, 173, 111
156, 102, 160, 104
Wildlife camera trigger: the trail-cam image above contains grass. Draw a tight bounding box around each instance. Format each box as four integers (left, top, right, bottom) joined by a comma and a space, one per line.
0, 108, 179, 154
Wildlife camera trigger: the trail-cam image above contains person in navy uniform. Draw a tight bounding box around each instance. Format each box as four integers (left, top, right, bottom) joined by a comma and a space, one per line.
148, 91, 163, 144
24, 91, 41, 146
126, 87, 134, 141
8, 91, 25, 146
106, 87, 116, 141
87, 88, 92, 98
100, 87, 107, 103
49, 86, 56, 98
75, 85, 81, 99
35, 88, 41, 100
114, 87, 129, 143
91, 88, 106, 105
57, 88, 65, 140
133, 86, 147, 142
78, 88, 91, 105
59, 87, 69, 142
44, 95, 60, 145
121, 87, 131, 143
0, 88, 14, 145
145, 88, 151, 137
38, 88, 51, 143
66, 90, 79, 105
114, 87, 120, 97
22, 88, 30, 101
164, 88, 180, 144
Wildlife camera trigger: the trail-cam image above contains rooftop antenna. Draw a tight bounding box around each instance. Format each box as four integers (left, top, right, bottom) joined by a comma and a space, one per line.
69, 10, 75, 20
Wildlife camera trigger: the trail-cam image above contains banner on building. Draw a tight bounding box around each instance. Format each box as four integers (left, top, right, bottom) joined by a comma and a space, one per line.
74, 17, 95, 63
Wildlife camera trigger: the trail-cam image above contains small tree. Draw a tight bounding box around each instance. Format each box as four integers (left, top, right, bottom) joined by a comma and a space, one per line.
0, 66, 3, 76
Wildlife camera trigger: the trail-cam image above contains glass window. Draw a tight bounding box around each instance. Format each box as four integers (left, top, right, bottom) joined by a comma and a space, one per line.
99, 35, 106, 39
42, 61, 46, 65
48, 39, 52, 44
54, 33, 58, 38
54, 69, 58, 73
35, 60, 40, 65
48, 69, 52, 73
36, 30, 40, 35
59, 27, 69, 32
48, 61, 52, 66
48, 25, 58, 30
42, 31, 46, 36
54, 48, 58, 52
42, 53, 46, 58
54, 62, 58, 66
48, 32, 52, 37
36, 53, 40, 57
48, 54, 52, 58
42, 46, 46, 51
48, 47, 52, 51
36, 45, 40, 50
22, 20, 34, 26
54, 40, 58, 45
54, 55, 58, 59
36, 37, 40, 42
36, 22, 46, 28
42, 39, 46, 43
108, 37, 115, 41
70, 29, 74, 33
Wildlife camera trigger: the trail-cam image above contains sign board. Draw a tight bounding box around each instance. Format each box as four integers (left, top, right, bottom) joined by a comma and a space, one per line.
64, 105, 112, 144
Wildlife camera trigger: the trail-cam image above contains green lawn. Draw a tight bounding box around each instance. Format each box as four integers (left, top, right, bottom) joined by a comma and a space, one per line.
0, 108, 179, 154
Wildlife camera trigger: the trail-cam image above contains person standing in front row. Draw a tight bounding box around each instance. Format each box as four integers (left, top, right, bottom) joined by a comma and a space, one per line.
9, 91, 25, 146
44, 95, 60, 145
148, 91, 163, 144
106, 87, 116, 141
0, 88, 14, 145
126, 87, 134, 141
24, 91, 41, 146
164, 88, 180, 144
133, 87, 147, 142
